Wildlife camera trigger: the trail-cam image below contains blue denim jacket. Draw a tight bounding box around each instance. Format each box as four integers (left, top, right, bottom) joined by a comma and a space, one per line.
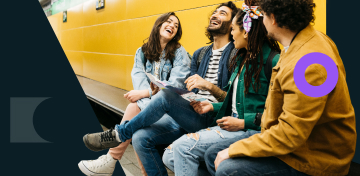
131, 46, 191, 110
190, 42, 234, 93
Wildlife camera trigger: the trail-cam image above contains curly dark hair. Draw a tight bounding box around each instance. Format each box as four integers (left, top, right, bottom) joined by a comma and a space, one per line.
259, 0, 316, 32
205, 1, 239, 43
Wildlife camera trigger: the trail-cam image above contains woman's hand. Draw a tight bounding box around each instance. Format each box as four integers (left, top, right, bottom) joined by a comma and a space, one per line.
150, 82, 160, 96
185, 74, 213, 91
124, 90, 149, 103
190, 101, 214, 114
216, 117, 244, 131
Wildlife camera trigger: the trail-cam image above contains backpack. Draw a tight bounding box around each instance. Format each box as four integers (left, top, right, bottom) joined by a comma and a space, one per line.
264, 50, 279, 81
196, 45, 279, 81
196, 45, 238, 70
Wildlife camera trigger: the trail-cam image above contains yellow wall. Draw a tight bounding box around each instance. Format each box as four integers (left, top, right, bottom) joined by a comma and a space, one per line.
47, 0, 326, 91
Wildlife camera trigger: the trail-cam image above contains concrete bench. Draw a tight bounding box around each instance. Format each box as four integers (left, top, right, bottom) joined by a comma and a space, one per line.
77, 75, 129, 116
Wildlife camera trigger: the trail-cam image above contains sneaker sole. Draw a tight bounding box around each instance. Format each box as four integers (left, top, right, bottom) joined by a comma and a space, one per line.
78, 161, 112, 176
83, 134, 102, 152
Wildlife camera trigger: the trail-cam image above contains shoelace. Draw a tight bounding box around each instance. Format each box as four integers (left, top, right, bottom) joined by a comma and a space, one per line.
100, 129, 115, 142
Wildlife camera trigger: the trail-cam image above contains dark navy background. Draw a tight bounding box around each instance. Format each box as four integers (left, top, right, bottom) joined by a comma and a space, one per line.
327, 1, 360, 164
1, 0, 126, 175
0, 0, 358, 175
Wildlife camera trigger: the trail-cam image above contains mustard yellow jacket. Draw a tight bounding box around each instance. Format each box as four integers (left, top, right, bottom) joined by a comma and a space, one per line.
228, 25, 356, 176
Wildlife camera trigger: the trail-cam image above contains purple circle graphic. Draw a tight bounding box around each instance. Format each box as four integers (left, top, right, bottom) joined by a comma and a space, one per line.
293, 52, 338, 97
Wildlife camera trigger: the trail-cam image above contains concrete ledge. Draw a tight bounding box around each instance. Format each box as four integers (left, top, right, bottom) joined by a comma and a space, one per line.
77, 75, 130, 116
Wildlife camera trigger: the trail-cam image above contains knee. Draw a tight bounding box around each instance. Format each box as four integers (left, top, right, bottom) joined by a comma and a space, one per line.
154, 89, 174, 102
215, 162, 238, 176
162, 144, 174, 170
152, 89, 166, 101
132, 129, 150, 150
126, 102, 138, 110
172, 134, 198, 155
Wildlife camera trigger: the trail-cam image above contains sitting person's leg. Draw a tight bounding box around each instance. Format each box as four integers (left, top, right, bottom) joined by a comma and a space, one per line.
204, 130, 260, 176
108, 102, 141, 160
162, 126, 246, 175
214, 157, 308, 176
108, 103, 147, 176
118, 89, 214, 142
132, 115, 187, 176
79, 103, 147, 176
84, 89, 214, 151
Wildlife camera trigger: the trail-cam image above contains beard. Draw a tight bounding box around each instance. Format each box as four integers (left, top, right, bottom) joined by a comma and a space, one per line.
207, 20, 232, 37
267, 32, 277, 41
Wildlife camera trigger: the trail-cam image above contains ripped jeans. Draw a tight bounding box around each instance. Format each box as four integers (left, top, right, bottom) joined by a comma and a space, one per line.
162, 126, 250, 176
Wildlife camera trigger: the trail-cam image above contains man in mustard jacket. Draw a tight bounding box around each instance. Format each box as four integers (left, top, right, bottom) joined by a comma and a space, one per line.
204, 0, 356, 176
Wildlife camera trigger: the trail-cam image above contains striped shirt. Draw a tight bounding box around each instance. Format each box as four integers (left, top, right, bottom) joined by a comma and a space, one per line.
198, 42, 230, 103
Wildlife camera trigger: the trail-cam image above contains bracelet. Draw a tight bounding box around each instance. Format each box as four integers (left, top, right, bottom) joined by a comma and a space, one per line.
217, 91, 225, 101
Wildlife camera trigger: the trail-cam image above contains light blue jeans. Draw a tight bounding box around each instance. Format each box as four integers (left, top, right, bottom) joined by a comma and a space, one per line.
162, 126, 249, 176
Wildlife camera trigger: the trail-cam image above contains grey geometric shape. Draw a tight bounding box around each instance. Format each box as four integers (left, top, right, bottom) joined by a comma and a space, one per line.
10, 97, 52, 143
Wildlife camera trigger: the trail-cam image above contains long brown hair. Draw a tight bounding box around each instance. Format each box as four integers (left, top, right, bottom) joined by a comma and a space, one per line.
229, 0, 280, 94
142, 12, 182, 63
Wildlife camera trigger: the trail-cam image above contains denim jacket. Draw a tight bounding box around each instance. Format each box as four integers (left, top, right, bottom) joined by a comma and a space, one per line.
131, 46, 191, 110
190, 42, 234, 93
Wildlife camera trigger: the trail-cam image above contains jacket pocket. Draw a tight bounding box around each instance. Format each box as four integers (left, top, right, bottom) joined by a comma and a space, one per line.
245, 81, 269, 113
247, 81, 269, 95
270, 65, 281, 91
145, 63, 152, 73
162, 64, 172, 81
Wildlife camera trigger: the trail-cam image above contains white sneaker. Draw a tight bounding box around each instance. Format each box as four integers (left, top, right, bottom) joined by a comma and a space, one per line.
78, 153, 117, 176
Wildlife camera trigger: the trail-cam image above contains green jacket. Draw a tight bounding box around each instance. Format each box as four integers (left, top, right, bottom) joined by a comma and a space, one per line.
211, 43, 279, 130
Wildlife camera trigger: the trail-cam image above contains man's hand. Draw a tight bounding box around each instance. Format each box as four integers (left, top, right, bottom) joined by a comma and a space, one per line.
150, 82, 160, 96
185, 74, 213, 91
216, 117, 244, 131
124, 90, 148, 103
190, 101, 214, 114
215, 148, 230, 171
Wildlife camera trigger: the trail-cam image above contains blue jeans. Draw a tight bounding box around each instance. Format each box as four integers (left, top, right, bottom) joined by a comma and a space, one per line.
115, 89, 214, 143
120, 89, 214, 175
204, 130, 308, 176
132, 115, 187, 176
162, 126, 247, 176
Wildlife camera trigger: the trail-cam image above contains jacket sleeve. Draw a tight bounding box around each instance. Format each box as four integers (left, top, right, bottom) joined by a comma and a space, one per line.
228, 64, 328, 158
212, 102, 224, 113
189, 48, 202, 93
243, 113, 261, 131
161, 46, 191, 89
131, 47, 152, 99
191, 48, 202, 77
